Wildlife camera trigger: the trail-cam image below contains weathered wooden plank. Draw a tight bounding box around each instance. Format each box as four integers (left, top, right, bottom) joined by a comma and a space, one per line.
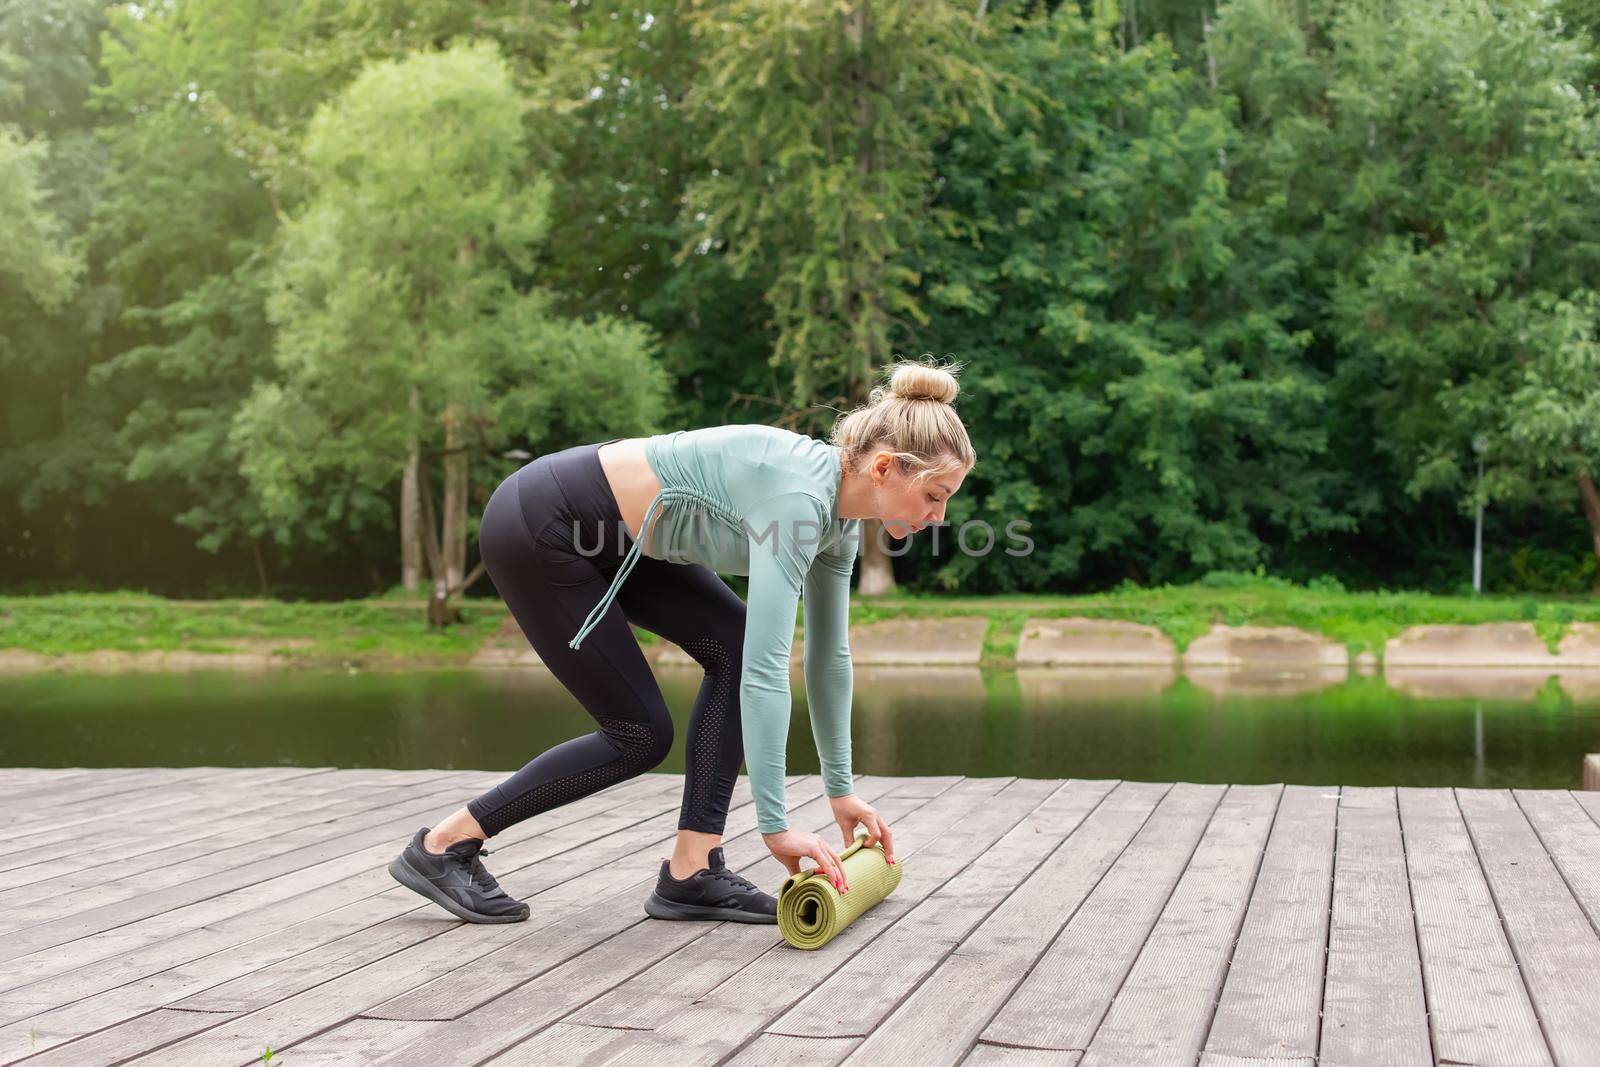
2, 768, 369, 876
0, 766, 169, 807
8, 764, 280, 810
0, 768, 106, 794
0, 766, 247, 828
588, 1001, 771, 1064
1198, 785, 1337, 1067
1515, 788, 1600, 934
0, 772, 477, 923
138, 778, 889, 1065
0, 770, 482, 896
565, 776, 1031, 1035
1079, 784, 1282, 1066
1568, 788, 1600, 827
481, 1022, 628, 1064
732, 1033, 882, 1067
1457, 787, 1600, 1065
0, 773, 696, 1057
3, 769, 356, 876
9, 769, 481, 863
963, 1046, 1082, 1067
835, 780, 1171, 1066
318, 914, 721, 1063
0, 775, 507, 961
0, 768, 631, 1006
980, 782, 1227, 1053
1318, 786, 1430, 1067
28, 765, 412, 827
1397, 787, 1551, 1067
21, 766, 414, 842
8, 1006, 242, 1066
880, 775, 966, 798
754, 779, 1117, 1044
273, 1018, 466, 1065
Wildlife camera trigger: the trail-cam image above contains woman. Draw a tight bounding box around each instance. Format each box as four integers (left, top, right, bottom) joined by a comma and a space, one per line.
387, 359, 975, 924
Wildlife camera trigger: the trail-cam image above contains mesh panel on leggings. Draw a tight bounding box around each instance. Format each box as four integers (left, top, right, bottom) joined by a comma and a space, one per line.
474, 716, 664, 833
678, 635, 736, 823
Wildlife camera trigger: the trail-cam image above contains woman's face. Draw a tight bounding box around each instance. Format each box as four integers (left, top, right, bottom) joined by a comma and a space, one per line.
866, 452, 968, 538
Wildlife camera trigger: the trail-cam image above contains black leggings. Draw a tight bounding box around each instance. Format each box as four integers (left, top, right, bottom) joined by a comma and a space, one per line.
465, 439, 749, 838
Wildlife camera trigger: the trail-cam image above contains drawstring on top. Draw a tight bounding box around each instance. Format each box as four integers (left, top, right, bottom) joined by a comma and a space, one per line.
568, 485, 741, 651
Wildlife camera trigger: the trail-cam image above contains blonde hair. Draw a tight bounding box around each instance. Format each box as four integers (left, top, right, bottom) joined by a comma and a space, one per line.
829, 356, 976, 486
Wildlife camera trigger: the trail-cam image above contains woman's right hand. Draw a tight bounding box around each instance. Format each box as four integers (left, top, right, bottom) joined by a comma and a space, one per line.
762, 828, 850, 893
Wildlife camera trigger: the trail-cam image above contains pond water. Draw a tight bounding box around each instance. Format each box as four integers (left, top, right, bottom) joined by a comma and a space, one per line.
3, 666, 1599, 789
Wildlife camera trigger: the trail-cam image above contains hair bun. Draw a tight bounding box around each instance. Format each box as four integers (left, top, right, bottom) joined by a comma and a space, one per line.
888, 359, 962, 405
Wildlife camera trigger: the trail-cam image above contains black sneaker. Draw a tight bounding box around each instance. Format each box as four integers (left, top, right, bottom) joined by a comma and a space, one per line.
643, 846, 777, 923
388, 827, 530, 924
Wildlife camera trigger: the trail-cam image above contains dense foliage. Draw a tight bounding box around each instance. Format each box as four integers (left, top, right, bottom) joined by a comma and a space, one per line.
3, 0, 1598, 599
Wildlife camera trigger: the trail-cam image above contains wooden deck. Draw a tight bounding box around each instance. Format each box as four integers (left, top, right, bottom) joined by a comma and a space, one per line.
1, 768, 1598, 1066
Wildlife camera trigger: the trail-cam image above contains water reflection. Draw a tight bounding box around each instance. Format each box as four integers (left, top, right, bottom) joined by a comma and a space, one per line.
1386, 668, 1552, 701
1183, 666, 1348, 698
0, 665, 1597, 789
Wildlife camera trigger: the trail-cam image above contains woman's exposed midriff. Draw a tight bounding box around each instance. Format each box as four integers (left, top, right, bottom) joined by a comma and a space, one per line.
596, 437, 664, 551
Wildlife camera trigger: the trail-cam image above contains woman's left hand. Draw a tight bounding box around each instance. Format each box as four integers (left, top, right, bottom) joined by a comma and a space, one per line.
828, 794, 896, 865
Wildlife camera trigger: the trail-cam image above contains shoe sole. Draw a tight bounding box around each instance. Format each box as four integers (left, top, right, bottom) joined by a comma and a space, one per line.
643, 890, 777, 924
387, 853, 529, 924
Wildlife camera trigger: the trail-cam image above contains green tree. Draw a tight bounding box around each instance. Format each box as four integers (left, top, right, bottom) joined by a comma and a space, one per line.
678, 0, 1004, 594
0, 0, 107, 576
910, 3, 1364, 591
1214, 0, 1600, 590
235, 40, 668, 611
0, 127, 78, 327
83, 0, 567, 591
527, 0, 783, 435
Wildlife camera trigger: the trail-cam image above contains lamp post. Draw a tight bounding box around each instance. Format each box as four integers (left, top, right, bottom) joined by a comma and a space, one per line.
1472, 434, 1487, 595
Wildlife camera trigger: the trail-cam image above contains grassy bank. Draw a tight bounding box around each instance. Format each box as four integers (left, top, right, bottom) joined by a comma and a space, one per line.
0, 591, 508, 666
862, 570, 1600, 665
2, 571, 1598, 669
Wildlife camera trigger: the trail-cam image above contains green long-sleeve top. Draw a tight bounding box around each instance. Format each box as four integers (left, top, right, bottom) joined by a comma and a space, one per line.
567, 423, 861, 833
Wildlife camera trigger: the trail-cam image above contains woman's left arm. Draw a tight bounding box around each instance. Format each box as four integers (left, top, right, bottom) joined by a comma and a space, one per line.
804, 520, 895, 861
802, 523, 856, 801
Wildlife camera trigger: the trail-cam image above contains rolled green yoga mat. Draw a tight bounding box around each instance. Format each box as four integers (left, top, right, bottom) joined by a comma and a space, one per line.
777, 830, 902, 950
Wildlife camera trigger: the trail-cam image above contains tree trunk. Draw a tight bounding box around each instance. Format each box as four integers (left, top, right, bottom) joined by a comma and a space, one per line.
400, 385, 423, 591
1579, 472, 1600, 594
858, 517, 897, 595
846, 0, 897, 598
442, 404, 468, 591
416, 456, 457, 629
251, 538, 271, 597
362, 547, 384, 594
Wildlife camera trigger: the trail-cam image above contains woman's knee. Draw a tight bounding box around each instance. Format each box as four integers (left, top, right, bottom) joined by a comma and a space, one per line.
677, 627, 744, 676
597, 711, 674, 769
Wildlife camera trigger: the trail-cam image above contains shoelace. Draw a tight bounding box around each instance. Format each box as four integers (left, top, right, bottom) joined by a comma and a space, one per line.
703, 866, 759, 895
459, 847, 508, 899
